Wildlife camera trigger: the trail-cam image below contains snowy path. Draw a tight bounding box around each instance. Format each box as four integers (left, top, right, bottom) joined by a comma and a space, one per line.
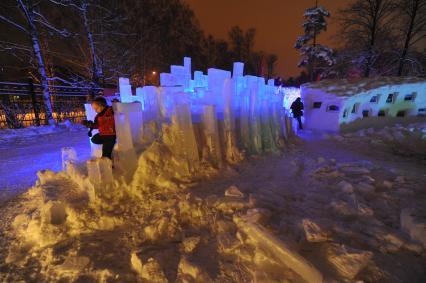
0, 129, 91, 204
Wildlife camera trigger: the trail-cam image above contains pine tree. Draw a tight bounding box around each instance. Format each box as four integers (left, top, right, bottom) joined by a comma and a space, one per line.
295, 2, 335, 81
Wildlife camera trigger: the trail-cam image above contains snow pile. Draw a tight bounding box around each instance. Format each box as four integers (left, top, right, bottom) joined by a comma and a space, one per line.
327, 122, 426, 160
303, 76, 425, 97
3, 156, 319, 281
0, 120, 85, 142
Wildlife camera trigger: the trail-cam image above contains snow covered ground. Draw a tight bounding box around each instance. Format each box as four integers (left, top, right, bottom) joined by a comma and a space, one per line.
0, 123, 425, 282
0, 122, 91, 205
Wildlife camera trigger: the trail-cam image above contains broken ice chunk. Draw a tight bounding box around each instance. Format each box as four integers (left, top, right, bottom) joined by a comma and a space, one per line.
217, 233, 240, 254
401, 208, 426, 248
180, 236, 201, 253
302, 219, 330, 242
86, 158, 113, 186
178, 256, 213, 282
131, 253, 168, 282
42, 201, 67, 225
324, 243, 372, 279
61, 147, 77, 171
234, 215, 324, 283
245, 208, 272, 224
338, 180, 354, 194
381, 180, 394, 190
56, 256, 90, 274
357, 182, 375, 194
225, 185, 244, 198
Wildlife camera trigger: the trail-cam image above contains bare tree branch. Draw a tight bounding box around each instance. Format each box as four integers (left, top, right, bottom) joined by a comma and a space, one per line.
0, 14, 28, 33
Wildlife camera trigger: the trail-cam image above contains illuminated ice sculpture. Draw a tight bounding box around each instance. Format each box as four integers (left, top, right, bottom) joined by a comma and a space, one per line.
84, 57, 293, 184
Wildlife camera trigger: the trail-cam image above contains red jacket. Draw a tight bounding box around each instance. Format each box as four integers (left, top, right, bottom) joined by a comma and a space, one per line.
93, 106, 116, 136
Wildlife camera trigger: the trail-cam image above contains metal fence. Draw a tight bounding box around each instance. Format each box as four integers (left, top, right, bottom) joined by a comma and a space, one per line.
0, 82, 103, 129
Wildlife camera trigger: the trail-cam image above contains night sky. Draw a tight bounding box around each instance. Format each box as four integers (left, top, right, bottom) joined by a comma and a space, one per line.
186, 0, 348, 78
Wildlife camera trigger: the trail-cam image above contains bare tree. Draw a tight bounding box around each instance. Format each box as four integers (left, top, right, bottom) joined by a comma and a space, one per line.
0, 0, 70, 124
72, 0, 102, 95
266, 54, 278, 80
339, 0, 395, 77
228, 27, 256, 64
48, 0, 125, 91
395, 0, 426, 76
251, 51, 265, 76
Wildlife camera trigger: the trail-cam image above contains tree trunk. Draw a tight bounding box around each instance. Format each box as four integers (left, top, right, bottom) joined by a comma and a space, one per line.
310, 0, 318, 82
364, 51, 372, 78
19, 0, 54, 125
82, 2, 100, 98
364, 0, 380, 78
397, 0, 418, 76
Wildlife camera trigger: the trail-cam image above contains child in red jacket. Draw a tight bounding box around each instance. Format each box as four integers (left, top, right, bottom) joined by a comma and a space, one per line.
82, 96, 116, 159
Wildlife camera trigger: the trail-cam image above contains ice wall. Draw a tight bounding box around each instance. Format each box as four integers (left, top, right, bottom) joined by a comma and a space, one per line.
84, 104, 102, 157
119, 78, 134, 103
84, 57, 293, 185
112, 102, 143, 181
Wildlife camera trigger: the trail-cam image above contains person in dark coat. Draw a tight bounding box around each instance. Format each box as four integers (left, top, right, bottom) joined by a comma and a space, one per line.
82, 96, 116, 159
290, 97, 304, 130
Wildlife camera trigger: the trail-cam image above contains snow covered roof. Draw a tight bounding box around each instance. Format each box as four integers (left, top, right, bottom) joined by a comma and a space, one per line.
302, 77, 426, 97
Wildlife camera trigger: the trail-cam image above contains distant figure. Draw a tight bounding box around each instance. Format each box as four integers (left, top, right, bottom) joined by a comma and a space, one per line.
290, 97, 304, 130
82, 96, 116, 159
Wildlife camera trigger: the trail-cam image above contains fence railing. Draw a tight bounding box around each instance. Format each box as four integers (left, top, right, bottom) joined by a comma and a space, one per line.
0, 81, 103, 129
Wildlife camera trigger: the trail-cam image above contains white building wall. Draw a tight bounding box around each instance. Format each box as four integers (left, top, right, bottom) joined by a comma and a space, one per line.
301, 87, 345, 131
341, 82, 426, 124
302, 80, 426, 132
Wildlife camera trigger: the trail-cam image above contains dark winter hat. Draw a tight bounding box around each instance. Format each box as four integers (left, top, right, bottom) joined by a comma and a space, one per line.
91, 96, 107, 107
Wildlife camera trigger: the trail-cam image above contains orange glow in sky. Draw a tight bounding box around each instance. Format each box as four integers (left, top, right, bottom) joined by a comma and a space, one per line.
185, 0, 347, 78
